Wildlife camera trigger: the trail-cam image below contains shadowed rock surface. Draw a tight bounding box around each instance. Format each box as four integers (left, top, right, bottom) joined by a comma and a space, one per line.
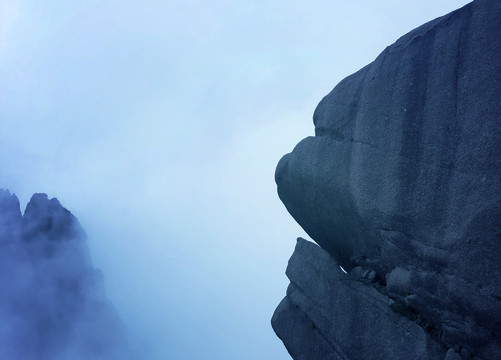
273, 239, 444, 360
273, 1, 501, 359
0, 189, 135, 360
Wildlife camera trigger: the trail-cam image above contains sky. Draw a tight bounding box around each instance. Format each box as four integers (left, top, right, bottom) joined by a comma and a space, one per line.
0, 1, 471, 359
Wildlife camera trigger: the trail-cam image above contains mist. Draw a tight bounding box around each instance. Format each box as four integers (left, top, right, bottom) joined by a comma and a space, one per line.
0, 1, 471, 359
0, 190, 137, 360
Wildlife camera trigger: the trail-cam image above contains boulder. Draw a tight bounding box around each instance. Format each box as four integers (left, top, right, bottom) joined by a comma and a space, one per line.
274, 0, 501, 358
272, 239, 444, 360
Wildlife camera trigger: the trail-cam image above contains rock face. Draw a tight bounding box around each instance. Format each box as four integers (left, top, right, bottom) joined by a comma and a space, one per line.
0, 189, 135, 360
273, 1, 501, 359
273, 239, 444, 360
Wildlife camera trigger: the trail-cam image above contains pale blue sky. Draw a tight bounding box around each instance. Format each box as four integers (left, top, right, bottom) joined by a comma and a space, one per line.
0, 1, 470, 359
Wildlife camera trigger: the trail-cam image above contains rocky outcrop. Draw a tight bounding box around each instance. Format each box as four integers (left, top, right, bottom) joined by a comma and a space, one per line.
273, 239, 445, 360
0, 190, 135, 360
273, 0, 501, 359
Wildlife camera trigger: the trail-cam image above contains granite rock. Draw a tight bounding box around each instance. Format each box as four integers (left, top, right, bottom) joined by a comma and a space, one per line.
274, 0, 501, 358
272, 239, 445, 360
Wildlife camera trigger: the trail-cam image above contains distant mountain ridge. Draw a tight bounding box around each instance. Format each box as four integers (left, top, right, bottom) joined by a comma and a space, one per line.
0, 189, 134, 360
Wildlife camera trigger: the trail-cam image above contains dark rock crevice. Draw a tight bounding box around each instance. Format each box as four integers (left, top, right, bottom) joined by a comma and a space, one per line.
348, 265, 453, 356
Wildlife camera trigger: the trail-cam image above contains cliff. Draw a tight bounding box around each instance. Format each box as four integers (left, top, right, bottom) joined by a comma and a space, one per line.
0, 189, 134, 360
272, 0, 501, 359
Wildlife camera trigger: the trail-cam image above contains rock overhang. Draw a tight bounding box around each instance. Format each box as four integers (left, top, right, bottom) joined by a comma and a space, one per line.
273, 0, 501, 358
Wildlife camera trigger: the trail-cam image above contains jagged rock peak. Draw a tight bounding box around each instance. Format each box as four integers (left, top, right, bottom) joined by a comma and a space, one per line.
0, 189, 21, 217
0, 189, 22, 244
22, 192, 83, 243
0, 190, 136, 359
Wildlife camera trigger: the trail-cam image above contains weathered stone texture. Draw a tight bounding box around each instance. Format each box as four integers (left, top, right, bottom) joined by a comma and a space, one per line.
273, 0, 501, 358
